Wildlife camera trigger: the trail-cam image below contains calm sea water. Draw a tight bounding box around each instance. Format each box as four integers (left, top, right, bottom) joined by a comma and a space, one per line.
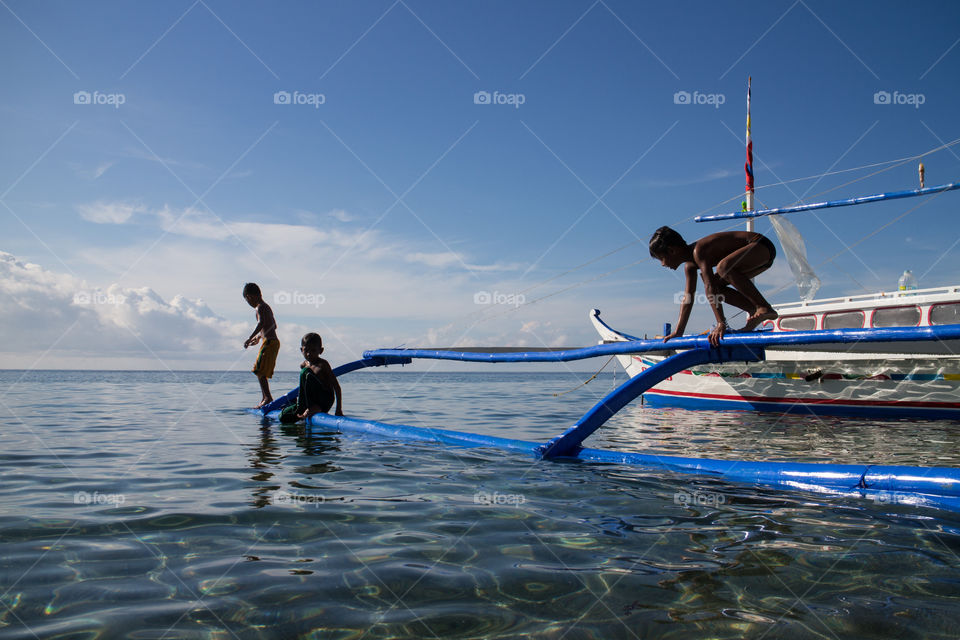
2, 369, 960, 639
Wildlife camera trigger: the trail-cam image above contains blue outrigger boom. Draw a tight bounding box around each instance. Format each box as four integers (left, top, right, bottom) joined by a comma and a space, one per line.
694, 180, 960, 223
250, 323, 960, 513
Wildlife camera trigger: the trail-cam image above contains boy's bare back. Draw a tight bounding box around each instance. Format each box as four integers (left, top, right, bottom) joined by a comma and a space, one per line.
691, 231, 764, 269
257, 302, 278, 341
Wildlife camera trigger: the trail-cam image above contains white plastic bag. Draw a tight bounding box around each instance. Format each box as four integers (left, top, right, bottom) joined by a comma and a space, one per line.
769, 215, 821, 301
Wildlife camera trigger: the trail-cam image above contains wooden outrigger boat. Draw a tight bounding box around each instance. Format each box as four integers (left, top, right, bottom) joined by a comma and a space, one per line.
603, 77, 960, 419
250, 80, 960, 513
599, 179, 960, 418
592, 284, 960, 419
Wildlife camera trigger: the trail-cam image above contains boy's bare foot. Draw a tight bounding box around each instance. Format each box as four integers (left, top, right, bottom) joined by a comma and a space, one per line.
254, 398, 273, 409
743, 308, 778, 331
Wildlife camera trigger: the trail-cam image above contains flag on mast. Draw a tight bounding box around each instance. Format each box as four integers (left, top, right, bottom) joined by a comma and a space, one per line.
745, 76, 754, 200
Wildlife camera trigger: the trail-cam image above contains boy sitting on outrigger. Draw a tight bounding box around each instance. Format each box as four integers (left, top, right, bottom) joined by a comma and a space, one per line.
279, 333, 343, 424
649, 226, 778, 347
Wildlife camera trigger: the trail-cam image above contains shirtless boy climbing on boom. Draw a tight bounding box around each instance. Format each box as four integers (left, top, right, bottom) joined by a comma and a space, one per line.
649, 226, 778, 347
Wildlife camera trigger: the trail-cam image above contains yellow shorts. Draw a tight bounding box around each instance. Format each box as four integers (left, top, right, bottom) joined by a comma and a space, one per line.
252, 338, 280, 379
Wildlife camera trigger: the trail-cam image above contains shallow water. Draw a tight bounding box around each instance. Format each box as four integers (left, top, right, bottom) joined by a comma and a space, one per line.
2, 369, 960, 639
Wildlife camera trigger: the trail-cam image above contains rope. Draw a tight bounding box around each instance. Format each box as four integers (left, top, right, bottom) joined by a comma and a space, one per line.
552, 355, 617, 397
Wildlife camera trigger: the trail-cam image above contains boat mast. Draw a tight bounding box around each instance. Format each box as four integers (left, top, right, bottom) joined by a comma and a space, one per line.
745, 76, 755, 232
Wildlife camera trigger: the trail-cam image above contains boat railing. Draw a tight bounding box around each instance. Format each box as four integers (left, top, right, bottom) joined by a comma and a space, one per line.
775, 286, 960, 311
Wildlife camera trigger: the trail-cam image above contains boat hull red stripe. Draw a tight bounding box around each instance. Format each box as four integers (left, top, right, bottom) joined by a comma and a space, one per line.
647, 388, 960, 409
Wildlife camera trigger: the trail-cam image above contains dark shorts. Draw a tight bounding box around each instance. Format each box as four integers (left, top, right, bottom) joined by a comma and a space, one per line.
279, 369, 335, 424
755, 235, 776, 271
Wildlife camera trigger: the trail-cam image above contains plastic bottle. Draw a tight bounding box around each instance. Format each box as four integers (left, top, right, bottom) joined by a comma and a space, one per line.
898, 270, 918, 294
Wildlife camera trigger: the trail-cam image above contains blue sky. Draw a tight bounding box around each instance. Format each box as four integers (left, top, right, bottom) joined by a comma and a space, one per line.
3, 0, 960, 371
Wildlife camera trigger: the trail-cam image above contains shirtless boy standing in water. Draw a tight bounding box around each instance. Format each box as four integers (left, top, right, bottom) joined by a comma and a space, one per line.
242, 282, 280, 408
649, 226, 778, 347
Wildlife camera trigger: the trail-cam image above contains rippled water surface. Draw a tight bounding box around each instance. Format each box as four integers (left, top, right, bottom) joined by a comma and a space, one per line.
2, 369, 960, 639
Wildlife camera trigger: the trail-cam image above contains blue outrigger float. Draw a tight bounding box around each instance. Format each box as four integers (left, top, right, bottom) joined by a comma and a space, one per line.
250, 323, 960, 514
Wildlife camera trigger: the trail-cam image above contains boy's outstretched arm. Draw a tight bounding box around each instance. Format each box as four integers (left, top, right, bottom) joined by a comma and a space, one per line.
331, 376, 343, 416
244, 322, 262, 348
664, 262, 698, 342
696, 260, 728, 347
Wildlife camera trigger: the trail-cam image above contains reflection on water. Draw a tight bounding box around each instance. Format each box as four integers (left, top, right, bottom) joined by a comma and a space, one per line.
1, 370, 959, 638
600, 402, 960, 466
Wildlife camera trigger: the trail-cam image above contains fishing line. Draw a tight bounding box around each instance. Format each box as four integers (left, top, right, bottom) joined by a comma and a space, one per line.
552, 355, 617, 397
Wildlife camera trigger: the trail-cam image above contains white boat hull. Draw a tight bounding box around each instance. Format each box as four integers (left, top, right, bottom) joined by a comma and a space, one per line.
591, 310, 960, 419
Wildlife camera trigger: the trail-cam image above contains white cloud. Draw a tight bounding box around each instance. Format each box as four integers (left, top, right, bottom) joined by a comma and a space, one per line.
0, 247, 680, 371
405, 251, 524, 272
76, 200, 520, 275
0, 251, 249, 368
93, 162, 114, 179
77, 201, 145, 224
70, 161, 115, 180
642, 168, 737, 189
19, 198, 684, 370
405, 251, 461, 268
327, 209, 354, 222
